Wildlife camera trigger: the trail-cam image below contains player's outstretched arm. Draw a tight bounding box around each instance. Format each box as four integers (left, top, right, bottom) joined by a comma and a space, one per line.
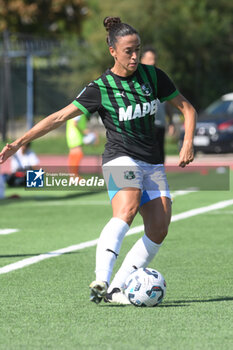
0, 103, 80, 164
168, 94, 197, 168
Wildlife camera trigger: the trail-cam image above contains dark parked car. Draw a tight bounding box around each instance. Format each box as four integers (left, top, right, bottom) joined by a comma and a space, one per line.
180, 93, 233, 153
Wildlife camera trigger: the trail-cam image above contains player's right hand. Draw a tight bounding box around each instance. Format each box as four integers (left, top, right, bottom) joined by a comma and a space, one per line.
178, 140, 194, 168
0, 143, 20, 164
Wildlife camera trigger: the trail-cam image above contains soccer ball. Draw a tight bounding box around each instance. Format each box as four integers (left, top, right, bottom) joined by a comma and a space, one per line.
124, 268, 166, 307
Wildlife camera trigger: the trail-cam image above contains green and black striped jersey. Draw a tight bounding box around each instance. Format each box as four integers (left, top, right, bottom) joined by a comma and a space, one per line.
73, 63, 179, 164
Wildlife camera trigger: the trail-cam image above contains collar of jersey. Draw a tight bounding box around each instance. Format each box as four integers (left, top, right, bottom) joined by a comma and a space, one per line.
107, 68, 137, 81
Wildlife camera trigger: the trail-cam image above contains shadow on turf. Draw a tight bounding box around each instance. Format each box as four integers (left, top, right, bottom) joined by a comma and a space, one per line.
101, 304, 185, 308
95, 297, 233, 308
0, 189, 106, 206
162, 296, 233, 307
103, 296, 233, 308
101, 303, 187, 308
100, 304, 129, 308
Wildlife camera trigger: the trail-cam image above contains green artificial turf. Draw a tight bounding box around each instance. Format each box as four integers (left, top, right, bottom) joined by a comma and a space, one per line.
0, 182, 232, 349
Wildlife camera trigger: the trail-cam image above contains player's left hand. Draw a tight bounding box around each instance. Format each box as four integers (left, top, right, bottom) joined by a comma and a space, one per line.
179, 140, 194, 168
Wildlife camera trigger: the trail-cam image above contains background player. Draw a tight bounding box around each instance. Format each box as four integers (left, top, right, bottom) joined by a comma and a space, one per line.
66, 114, 97, 178
141, 46, 174, 163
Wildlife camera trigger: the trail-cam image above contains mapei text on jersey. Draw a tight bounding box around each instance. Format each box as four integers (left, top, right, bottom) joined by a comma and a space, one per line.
119, 99, 158, 121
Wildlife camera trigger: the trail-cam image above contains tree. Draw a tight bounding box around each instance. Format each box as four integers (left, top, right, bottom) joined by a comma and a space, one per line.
0, 0, 88, 37
81, 0, 233, 109
150, 0, 233, 109
1, 0, 232, 112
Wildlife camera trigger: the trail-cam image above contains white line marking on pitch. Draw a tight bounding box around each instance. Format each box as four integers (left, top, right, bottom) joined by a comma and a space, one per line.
1, 198, 233, 275
0, 229, 19, 235
171, 189, 198, 198
207, 210, 233, 215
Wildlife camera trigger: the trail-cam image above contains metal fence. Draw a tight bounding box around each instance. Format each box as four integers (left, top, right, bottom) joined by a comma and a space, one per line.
0, 31, 76, 140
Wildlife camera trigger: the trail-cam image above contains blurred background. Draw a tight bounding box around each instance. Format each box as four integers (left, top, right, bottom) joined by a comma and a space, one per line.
0, 0, 233, 156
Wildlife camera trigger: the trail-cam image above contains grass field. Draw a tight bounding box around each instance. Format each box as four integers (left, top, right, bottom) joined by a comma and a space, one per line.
0, 174, 233, 349
0, 134, 179, 156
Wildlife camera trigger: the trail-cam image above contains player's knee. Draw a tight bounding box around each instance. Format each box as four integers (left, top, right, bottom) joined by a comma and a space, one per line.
155, 224, 168, 239
116, 204, 139, 225
145, 220, 169, 243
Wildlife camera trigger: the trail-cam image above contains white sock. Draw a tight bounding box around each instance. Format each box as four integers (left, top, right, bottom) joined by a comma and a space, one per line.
109, 234, 162, 290
95, 217, 129, 284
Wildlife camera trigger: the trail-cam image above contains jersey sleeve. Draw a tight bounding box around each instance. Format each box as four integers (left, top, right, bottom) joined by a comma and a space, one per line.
156, 68, 179, 102
72, 82, 101, 117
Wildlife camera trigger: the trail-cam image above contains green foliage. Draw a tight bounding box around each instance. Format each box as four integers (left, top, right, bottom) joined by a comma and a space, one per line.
150, 0, 233, 109
0, 0, 88, 37
80, 0, 233, 109
1, 0, 233, 120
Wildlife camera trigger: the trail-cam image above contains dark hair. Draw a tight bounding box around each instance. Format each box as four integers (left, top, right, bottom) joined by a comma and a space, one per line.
141, 46, 157, 58
24, 142, 31, 148
103, 16, 138, 48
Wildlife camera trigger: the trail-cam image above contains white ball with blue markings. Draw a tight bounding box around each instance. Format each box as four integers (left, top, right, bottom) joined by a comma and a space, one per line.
124, 268, 166, 307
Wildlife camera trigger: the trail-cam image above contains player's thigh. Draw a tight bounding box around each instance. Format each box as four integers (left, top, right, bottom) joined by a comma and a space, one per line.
112, 188, 141, 225
102, 156, 143, 224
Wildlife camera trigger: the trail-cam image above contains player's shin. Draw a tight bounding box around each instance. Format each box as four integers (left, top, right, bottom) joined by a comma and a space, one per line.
95, 217, 129, 284
109, 234, 162, 291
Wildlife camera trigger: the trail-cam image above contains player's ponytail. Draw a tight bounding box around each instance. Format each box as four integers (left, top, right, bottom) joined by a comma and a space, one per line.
103, 16, 138, 48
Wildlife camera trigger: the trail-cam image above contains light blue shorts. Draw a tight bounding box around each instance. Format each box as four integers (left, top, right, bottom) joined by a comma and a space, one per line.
102, 156, 171, 207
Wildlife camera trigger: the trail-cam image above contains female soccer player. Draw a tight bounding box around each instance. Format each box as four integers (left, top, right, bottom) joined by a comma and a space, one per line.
0, 17, 196, 304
